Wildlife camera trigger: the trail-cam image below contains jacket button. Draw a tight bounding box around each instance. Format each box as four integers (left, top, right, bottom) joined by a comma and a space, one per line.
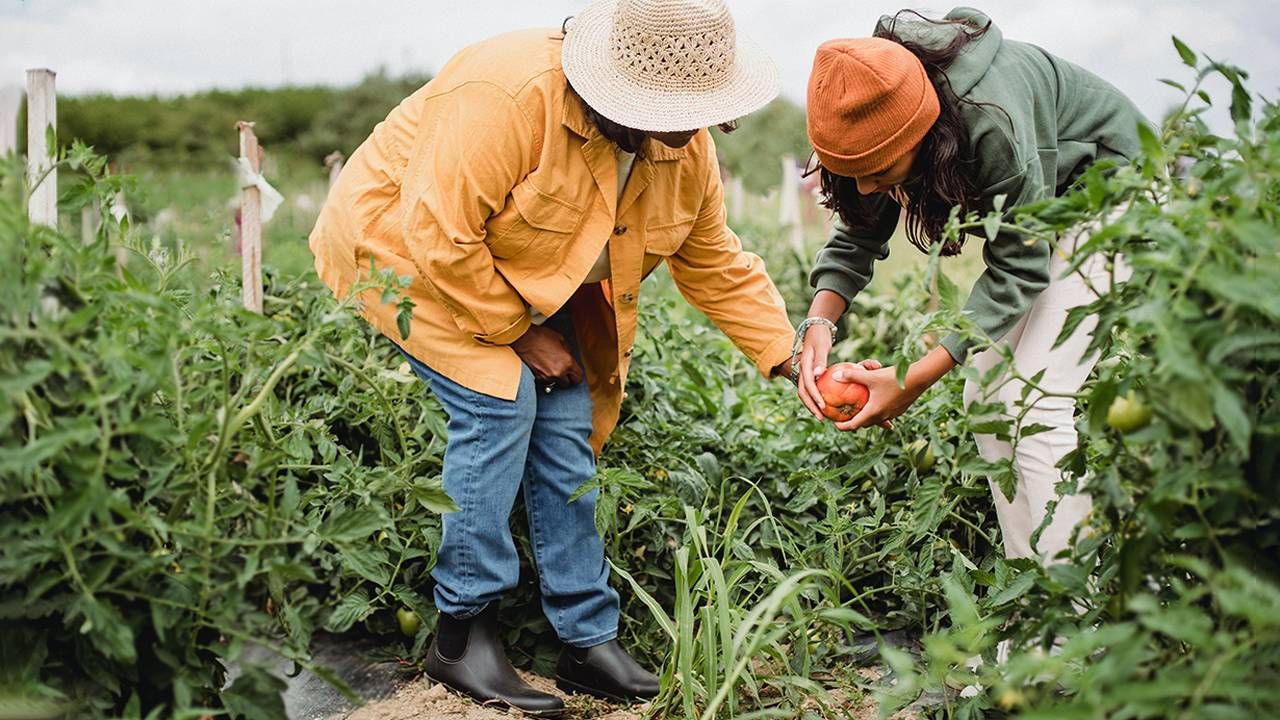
613, 224, 627, 235
623, 348, 633, 358
620, 292, 635, 303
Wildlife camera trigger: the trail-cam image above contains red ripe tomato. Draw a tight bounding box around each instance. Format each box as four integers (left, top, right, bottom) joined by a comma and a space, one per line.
815, 363, 870, 422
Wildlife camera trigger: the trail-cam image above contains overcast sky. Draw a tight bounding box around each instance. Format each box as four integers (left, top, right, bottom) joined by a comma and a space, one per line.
4, 0, 1278, 128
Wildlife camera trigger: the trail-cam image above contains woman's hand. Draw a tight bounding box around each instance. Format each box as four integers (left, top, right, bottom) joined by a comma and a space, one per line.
828, 364, 922, 431
796, 290, 849, 420
830, 346, 957, 431
796, 323, 834, 419
511, 325, 584, 388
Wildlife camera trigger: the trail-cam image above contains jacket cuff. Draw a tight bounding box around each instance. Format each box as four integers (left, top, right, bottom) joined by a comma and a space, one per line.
811, 271, 860, 304
756, 332, 797, 380
940, 331, 976, 364
475, 313, 532, 346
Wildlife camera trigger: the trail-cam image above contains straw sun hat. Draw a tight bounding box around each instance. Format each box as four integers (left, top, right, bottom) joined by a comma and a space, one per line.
562, 0, 780, 132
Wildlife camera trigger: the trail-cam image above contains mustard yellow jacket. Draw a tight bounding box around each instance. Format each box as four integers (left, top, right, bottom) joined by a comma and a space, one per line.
309, 29, 794, 453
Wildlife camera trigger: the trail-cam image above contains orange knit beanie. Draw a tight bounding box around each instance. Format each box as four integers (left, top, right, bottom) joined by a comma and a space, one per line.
807, 37, 941, 178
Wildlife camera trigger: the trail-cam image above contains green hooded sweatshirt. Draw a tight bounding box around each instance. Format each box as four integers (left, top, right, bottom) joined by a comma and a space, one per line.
808, 7, 1152, 362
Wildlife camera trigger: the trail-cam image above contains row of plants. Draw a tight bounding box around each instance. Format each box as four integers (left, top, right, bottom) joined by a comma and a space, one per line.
1, 42, 1277, 719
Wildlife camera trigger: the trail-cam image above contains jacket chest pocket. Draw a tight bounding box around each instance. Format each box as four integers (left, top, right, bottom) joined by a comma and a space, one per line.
640, 216, 694, 277
486, 181, 585, 259
644, 216, 695, 256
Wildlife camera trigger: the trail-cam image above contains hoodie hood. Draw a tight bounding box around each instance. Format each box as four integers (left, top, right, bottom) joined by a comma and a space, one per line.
874, 6, 1002, 99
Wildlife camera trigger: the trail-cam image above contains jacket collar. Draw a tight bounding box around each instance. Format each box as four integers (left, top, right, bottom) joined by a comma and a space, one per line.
560, 88, 688, 162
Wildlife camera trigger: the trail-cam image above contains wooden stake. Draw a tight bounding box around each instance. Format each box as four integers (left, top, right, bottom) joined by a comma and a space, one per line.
728, 175, 745, 225
324, 150, 345, 191
109, 193, 129, 269
237, 121, 263, 313
778, 154, 803, 251
26, 69, 57, 227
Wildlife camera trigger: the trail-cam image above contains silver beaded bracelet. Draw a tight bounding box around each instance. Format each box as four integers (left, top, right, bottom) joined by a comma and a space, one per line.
789, 317, 839, 383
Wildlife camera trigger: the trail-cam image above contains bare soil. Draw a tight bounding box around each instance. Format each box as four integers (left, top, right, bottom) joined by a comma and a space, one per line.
342, 667, 921, 720
343, 670, 643, 720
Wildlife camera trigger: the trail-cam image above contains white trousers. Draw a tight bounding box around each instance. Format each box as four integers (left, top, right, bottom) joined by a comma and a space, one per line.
962, 227, 1129, 562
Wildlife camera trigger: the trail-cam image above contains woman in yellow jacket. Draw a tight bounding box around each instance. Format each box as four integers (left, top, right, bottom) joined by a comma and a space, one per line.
309, 0, 795, 714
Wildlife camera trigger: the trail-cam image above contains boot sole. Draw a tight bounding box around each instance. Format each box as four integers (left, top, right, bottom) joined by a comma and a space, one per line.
555, 674, 656, 704
424, 671, 566, 718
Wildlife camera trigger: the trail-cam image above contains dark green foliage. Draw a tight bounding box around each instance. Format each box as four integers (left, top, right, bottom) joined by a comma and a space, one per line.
0, 148, 445, 717
713, 97, 811, 193
2, 41, 1278, 720
25, 71, 431, 171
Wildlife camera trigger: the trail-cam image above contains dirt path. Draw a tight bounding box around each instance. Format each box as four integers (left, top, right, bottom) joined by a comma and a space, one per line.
343, 670, 644, 720
342, 667, 921, 720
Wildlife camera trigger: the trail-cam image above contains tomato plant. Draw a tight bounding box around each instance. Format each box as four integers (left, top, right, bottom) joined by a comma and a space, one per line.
2, 37, 1277, 720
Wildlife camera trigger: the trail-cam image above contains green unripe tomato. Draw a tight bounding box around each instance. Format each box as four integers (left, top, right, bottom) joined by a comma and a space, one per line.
906, 439, 936, 471
1106, 391, 1152, 433
395, 607, 421, 637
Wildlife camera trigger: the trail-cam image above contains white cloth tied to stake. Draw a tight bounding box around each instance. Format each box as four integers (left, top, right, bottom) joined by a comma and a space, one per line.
236, 156, 284, 222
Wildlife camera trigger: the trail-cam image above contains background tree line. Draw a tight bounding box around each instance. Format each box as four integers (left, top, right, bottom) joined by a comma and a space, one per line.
16, 69, 810, 193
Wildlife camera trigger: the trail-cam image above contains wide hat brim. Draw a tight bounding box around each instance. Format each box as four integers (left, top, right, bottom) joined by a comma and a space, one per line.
561, 0, 781, 132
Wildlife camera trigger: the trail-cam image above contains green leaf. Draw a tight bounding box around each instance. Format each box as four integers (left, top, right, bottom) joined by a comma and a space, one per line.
1129, 595, 1213, 646
70, 597, 136, 663
894, 356, 910, 387
1211, 384, 1251, 454
221, 665, 288, 720
1172, 36, 1197, 67
336, 543, 391, 586
1229, 75, 1253, 124
1161, 381, 1214, 430
988, 570, 1037, 606
936, 269, 960, 310
1137, 122, 1165, 164
0, 420, 99, 476
982, 208, 1001, 242
319, 508, 386, 543
816, 607, 874, 630
942, 574, 980, 628
394, 295, 409, 338
1088, 380, 1118, 431
410, 477, 459, 514
325, 589, 374, 633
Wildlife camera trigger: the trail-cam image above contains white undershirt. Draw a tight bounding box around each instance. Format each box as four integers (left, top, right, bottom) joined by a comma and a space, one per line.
530, 148, 635, 325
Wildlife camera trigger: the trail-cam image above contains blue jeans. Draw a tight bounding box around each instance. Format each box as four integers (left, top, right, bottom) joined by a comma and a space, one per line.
395, 313, 619, 647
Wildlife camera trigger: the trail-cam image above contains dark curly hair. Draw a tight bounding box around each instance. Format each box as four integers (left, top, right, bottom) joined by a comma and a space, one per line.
815, 10, 997, 256
566, 83, 737, 158
560, 17, 736, 158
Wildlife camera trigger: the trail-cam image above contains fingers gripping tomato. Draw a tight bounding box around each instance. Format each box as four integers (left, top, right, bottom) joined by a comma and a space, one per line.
815, 363, 870, 422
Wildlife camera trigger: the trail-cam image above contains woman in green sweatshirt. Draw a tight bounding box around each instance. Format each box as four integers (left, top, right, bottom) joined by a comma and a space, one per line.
795, 7, 1150, 562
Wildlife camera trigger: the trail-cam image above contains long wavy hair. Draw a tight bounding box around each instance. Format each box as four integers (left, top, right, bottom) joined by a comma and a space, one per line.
815, 10, 995, 255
